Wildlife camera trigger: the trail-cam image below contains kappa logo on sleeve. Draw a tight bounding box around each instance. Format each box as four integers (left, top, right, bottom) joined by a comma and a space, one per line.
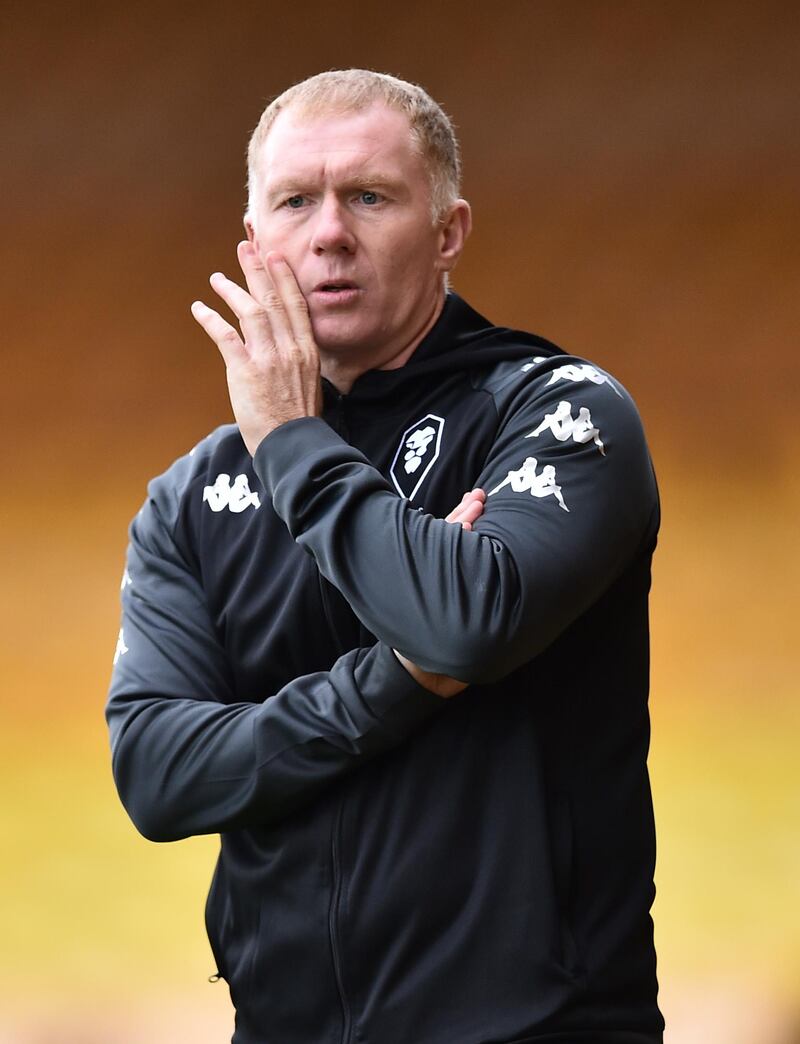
113, 627, 129, 665
390, 414, 445, 501
203, 473, 262, 513
521, 356, 547, 372
545, 363, 622, 397
488, 456, 569, 512
526, 400, 605, 455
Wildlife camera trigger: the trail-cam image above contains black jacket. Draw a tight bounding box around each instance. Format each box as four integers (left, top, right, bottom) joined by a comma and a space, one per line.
107, 293, 663, 1043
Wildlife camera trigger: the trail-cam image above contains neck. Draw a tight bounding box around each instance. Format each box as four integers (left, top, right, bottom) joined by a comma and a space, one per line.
320, 287, 446, 394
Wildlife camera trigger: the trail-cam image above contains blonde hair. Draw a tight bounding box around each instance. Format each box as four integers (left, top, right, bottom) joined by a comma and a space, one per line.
246, 69, 462, 224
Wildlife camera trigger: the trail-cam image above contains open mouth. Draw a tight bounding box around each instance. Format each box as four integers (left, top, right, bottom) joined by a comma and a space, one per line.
311, 281, 362, 306
315, 281, 359, 293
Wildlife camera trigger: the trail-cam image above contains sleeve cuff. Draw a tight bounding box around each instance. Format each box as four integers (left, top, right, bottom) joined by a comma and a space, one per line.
355, 643, 443, 739
254, 417, 349, 499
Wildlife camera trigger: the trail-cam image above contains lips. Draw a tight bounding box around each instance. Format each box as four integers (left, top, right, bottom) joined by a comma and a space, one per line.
309, 280, 362, 308
313, 280, 359, 293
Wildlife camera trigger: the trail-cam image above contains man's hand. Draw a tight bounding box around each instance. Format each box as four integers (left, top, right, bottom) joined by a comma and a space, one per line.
191, 242, 322, 456
394, 488, 486, 698
444, 487, 486, 532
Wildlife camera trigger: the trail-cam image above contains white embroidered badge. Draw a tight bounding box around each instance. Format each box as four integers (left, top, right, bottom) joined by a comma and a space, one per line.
389, 414, 445, 501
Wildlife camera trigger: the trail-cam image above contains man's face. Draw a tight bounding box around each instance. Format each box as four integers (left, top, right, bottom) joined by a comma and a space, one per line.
247, 102, 464, 369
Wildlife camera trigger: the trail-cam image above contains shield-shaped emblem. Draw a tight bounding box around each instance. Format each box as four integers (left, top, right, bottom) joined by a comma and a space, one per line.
389, 414, 445, 501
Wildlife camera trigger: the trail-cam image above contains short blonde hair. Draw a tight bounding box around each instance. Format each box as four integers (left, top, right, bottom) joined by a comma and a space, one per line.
246, 69, 462, 224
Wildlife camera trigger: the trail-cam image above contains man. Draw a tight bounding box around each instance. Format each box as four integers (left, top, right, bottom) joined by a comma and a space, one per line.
107, 70, 663, 1043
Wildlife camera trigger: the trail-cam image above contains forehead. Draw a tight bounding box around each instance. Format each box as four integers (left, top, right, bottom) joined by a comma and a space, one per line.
256, 102, 425, 188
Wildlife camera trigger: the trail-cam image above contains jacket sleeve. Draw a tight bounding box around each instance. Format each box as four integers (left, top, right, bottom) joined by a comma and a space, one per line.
253, 361, 659, 684
106, 464, 440, 843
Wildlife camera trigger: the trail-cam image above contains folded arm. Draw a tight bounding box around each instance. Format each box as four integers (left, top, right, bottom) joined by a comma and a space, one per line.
254, 374, 659, 684
107, 459, 482, 841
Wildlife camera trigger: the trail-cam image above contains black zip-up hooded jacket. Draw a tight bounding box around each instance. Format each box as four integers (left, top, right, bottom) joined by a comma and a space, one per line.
107, 294, 663, 1043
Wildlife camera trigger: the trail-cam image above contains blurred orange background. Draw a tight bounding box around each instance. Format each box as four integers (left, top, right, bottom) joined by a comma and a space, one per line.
1, 2, 798, 1041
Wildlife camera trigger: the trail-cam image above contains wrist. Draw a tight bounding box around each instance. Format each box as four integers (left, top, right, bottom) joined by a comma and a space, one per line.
392, 650, 467, 699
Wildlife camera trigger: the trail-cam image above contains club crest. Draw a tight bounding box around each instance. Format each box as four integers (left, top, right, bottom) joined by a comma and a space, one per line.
389, 414, 445, 501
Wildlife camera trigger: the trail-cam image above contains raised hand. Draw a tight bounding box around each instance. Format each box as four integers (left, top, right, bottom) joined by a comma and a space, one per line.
191, 242, 322, 456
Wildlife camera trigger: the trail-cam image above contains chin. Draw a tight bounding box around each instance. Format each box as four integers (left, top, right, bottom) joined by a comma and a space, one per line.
311, 316, 373, 354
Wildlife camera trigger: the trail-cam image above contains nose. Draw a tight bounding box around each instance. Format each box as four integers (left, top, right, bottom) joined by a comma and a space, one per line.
310, 196, 357, 255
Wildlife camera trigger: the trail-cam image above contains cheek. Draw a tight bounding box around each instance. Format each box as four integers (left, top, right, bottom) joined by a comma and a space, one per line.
380, 238, 439, 299
374, 223, 435, 273
255, 217, 299, 257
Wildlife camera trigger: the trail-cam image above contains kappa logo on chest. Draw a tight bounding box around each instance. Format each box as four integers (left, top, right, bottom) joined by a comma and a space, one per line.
203, 473, 262, 513
389, 414, 445, 501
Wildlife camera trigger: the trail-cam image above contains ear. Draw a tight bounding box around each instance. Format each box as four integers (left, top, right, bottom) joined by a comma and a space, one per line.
243, 213, 257, 245
436, 199, 472, 274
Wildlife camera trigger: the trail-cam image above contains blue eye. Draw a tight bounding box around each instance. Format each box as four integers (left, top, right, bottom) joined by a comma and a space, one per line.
286, 195, 305, 209
360, 191, 379, 205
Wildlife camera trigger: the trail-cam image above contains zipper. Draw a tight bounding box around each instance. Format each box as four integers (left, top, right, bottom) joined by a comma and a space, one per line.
328, 800, 352, 1044
330, 392, 349, 440
325, 388, 354, 1042
204, 872, 229, 986
319, 389, 357, 658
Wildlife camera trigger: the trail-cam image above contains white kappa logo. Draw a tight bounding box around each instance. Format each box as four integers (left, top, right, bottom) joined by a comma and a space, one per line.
521, 356, 547, 372
389, 414, 445, 501
113, 627, 129, 665
488, 456, 569, 512
545, 363, 622, 397
203, 473, 262, 513
526, 401, 605, 455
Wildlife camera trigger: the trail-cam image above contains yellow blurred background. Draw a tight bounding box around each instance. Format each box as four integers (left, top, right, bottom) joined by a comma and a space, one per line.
2, 2, 798, 1041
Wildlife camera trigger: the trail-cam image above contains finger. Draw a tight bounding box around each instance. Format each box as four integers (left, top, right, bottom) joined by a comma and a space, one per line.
445, 497, 485, 529
445, 489, 486, 525
446, 506, 478, 529
237, 240, 273, 304
236, 241, 297, 350
448, 501, 484, 529
445, 491, 470, 524
459, 499, 485, 526
237, 244, 303, 353
266, 252, 316, 351
208, 271, 273, 353
190, 300, 246, 365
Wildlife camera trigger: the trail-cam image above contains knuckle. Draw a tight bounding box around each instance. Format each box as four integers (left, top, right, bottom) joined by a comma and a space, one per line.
241, 300, 264, 319
288, 292, 309, 314
296, 334, 316, 353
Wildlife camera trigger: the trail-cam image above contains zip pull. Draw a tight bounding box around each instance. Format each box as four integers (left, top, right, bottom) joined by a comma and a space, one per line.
208, 970, 223, 983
